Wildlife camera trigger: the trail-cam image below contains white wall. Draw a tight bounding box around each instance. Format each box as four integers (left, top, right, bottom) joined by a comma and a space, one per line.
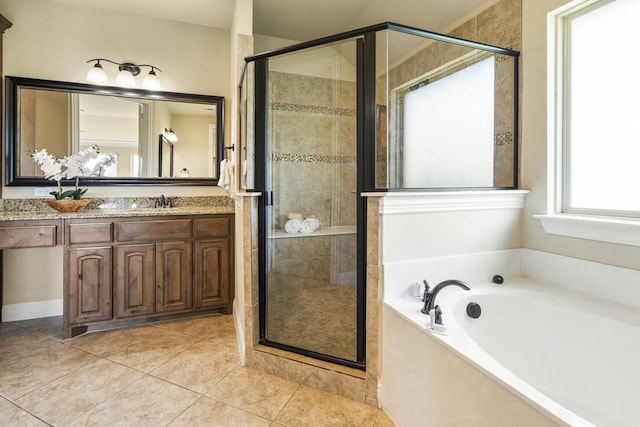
520, 0, 640, 270
0, 0, 231, 199
0, 0, 234, 309
377, 192, 526, 303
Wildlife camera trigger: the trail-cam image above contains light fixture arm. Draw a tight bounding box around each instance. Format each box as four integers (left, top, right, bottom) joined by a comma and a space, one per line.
87, 59, 162, 74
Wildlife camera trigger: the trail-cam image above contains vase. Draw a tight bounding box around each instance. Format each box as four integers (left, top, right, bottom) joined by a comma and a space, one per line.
44, 199, 91, 213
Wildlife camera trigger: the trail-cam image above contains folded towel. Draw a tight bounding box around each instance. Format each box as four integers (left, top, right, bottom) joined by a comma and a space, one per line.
300, 216, 321, 233
284, 218, 302, 234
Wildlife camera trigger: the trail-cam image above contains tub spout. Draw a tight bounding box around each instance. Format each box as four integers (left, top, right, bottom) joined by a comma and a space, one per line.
421, 279, 471, 314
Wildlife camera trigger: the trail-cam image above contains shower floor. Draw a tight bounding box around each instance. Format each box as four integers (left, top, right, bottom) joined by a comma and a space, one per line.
266, 272, 357, 362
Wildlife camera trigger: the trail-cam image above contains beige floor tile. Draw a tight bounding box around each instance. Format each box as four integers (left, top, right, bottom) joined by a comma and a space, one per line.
170, 396, 272, 427
0, 328, 59, 364
0, 340, 97, 400
207, 366, 300, 420
374, 410, 397, 427
153, 314, 233, 338
67, 375, 199, 426
151, 339, 239, 393
14, 315, 65, 341
15, 358, 144, 426
205, 319, 239, 347
0, 321, 27, 338
86, 329, 200, 372
276, 385, 378, 427
69, 325, 162, 356
0, 401, 48, 426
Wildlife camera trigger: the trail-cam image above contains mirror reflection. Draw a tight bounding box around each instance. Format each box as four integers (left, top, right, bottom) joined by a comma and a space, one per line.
6, 76, 225, 186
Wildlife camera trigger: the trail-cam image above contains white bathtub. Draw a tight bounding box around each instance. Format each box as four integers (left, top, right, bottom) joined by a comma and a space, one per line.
382, 278, 640, 427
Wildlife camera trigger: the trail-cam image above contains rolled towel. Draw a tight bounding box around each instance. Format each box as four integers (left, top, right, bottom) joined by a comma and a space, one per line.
284, 218, 302, 234
300, 216, 321, 233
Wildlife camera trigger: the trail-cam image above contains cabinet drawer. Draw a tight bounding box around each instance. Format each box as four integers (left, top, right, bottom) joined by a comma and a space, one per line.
194, 217, 231, 238
116, 219, 192, 242
0, 225, 58, 249
68, 223, 113, 244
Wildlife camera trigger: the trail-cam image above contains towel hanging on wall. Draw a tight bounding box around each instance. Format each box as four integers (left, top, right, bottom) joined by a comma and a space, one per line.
217, 159, 234, 192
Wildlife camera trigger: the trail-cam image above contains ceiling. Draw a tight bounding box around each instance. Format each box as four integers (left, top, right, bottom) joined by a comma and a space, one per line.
50, 0, 495, 42
254, 0, 495, 42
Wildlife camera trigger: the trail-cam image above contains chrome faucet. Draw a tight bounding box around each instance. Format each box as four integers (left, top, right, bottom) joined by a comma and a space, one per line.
154, 195, 174, 208
421, 279, 471, 315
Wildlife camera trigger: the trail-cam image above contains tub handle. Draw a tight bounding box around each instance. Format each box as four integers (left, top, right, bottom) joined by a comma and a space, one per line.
421, 279, 430, 302
467, 302, 482, 319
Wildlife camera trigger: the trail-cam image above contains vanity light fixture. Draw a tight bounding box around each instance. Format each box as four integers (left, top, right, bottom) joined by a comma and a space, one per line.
86, 59, 162, 90
164, 128, 178, 143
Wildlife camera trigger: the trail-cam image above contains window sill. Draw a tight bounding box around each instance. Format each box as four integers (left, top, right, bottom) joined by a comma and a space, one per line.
534, 214, 640, 247
364, 190, 529, 215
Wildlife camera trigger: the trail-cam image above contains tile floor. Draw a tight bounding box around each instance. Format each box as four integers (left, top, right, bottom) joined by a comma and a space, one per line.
267, 273, 357, 361
0, 314, 395, 426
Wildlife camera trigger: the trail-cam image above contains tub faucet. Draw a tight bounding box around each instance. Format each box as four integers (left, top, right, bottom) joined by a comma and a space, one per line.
421, 279, 471, 315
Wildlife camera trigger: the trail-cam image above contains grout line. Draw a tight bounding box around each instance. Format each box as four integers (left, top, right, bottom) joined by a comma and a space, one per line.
271, 382, 303, 426
4, 400, 53, 427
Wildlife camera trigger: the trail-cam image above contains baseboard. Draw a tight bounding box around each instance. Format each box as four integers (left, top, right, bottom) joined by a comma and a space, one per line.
1, 299, 63, 322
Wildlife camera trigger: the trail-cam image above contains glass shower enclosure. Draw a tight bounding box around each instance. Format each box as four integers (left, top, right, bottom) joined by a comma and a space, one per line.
240, 23, 519, 369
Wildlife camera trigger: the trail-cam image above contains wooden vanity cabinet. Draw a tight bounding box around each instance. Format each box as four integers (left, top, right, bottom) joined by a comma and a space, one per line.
155, 240, 192, 313
115, 219, 194, 316
115, 244, 155, 318
193, 217, 233, 311
66, 246, 112, 324
0, 219, 62, 249
63, 214, 233, 337
64, 221, 113, 331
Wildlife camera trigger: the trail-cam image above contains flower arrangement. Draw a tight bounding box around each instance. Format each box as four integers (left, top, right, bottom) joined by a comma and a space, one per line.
29, 145, 119, 200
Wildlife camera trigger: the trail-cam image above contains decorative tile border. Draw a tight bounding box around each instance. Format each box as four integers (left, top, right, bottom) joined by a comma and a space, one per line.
269, 152, 356, 164
495, 131, 513, 146
269, 102, 356, 117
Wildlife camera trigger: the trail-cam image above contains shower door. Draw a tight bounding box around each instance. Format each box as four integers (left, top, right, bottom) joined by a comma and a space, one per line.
259, 37, 365, 366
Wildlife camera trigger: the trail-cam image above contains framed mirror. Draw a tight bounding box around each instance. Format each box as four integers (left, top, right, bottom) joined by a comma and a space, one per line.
5, 76, 225, 186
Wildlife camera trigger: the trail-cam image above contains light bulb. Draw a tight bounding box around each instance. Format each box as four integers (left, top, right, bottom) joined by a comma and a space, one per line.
142, 69, 161, 90
116, 69, 136, 87
86, 62, 107, 84
164, 129, 178, 143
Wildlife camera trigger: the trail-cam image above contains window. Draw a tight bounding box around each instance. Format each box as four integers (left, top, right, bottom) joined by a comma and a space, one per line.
402, 57, 495, 188
393, 54, 497, 189
561, 0, 640, 216
538, 0, 640, 245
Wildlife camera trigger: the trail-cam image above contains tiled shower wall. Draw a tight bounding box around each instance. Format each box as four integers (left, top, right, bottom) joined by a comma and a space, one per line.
268, 71, 357, 283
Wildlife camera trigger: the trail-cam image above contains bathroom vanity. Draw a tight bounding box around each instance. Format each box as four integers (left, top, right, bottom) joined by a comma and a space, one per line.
0, 206, 234, 337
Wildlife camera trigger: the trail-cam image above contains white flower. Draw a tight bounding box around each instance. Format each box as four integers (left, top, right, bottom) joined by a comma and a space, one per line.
30, 145, 119, 182
30, 149, 65, 181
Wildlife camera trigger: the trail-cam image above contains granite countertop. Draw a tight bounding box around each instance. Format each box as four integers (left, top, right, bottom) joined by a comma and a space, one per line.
0, 196, 235, 222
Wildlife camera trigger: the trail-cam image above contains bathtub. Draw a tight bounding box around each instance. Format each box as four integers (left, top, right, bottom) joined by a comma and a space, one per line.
382, 277, 640, 427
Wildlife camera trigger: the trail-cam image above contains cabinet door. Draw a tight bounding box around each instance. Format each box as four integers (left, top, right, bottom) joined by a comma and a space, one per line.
156, 241, 192, 313
194, 239, 230, 308
115, 244, 155, 318
67, 247, 112, 324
